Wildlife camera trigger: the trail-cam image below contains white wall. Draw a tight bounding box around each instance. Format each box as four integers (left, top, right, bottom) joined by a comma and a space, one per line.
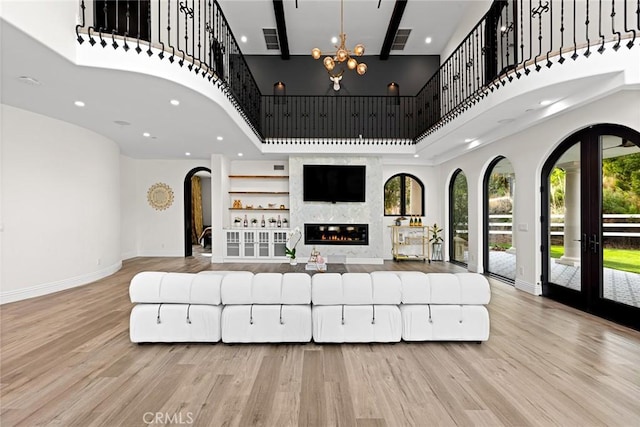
1, 105, 121, 303
120, 155, 138, 259
123, 158, 211, 257
440, 0, 492, 60
438, 89, 640, 294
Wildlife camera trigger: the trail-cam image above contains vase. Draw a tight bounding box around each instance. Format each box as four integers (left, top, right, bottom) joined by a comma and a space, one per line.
289, 259, 297, 266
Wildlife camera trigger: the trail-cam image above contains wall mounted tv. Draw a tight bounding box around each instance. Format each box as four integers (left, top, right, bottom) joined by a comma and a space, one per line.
303, 165, 366, 203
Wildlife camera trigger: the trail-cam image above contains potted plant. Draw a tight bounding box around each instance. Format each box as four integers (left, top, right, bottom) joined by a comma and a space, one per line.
233, 217, 242, 228
250, 218, 258, 227
429, 223, 444, 261
285, 227, 302, 265
268, 217, 277, 228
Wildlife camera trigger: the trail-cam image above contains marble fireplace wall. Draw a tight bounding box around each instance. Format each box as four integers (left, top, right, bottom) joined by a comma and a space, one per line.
289, 156, 383, 263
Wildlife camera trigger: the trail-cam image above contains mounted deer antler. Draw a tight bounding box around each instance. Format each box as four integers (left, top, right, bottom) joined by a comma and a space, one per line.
329, 69, 345, 91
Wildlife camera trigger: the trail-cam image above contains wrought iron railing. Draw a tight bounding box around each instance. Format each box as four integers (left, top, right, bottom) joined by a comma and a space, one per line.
76, 0, 263, 138
75, 1, 639, 144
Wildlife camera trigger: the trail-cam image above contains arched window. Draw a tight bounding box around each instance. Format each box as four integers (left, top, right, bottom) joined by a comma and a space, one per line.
449, 169, 468, 265
384, 173, 424, 216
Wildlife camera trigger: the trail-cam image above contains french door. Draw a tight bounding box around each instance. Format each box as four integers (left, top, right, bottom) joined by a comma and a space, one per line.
541, 124, 640, 329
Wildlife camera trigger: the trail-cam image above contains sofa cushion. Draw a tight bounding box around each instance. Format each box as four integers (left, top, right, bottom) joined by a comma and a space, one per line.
221, 272, 312, 305
129, 272, 224, 305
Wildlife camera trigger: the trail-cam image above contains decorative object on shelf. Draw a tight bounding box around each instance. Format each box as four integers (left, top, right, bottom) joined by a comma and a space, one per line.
233, 217, 242, 227
282, 218, 288, 227
280, 204, 286, 209
268, 217, 277, 227
243, 215, 248, 228
277, 215, 282, 228
232, 199, 242, 209
268, 203, 277, 208
251, 218, 258, 226
147, 182, 174, 211
245, 204, 254, 209
286, 226, 302, 265
311, 0, 367, 91
395, 216, 406, 226
429, 223, 444, 261
261, 215, 266, 228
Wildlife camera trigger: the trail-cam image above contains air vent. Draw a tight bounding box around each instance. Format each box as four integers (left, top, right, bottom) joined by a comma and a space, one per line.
391, 28, 411, 50
262, 28, 280, 50
273, 165, 285, 171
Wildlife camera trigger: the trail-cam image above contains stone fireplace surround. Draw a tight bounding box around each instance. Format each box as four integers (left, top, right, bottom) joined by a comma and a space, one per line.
304, 224, 369, 246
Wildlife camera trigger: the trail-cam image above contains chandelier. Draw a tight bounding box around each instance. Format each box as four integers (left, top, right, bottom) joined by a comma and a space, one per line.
311, 0, 367, 78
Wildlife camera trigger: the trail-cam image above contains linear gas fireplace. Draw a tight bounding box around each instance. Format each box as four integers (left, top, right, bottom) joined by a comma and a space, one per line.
304, 224, 369, 246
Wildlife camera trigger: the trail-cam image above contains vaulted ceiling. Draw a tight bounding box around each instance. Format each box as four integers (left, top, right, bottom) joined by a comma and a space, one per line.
217, 0, 470, 57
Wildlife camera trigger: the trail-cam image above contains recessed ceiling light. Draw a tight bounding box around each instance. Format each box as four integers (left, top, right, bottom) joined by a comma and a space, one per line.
170, 99, 180, 106
464, 138, 474, 143
414, 154, 420, 158
143, 132, 151, 137
468, 141, 481, 149
425, 37, 432, 44
113, 120, 131, 126
240, 36, 247, 43
500, 25, 507, 32
217, 136, 224, 141
74, 101, 85, 107
498, 118, 515, 124
540, 100, 553, 106
237, 152, 244, 157
331, 36, 338, 44
185, 152, 191, 156
18, 76, 41, 86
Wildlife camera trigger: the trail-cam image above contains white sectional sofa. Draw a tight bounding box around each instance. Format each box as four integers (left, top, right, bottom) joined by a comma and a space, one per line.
129, 271, 491, 344
311, 272, 402, 343
129, 272, 225, 343
220, 272, 312, 343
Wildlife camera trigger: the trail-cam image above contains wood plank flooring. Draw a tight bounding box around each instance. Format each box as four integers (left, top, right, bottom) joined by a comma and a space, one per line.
2, 256, 640, 426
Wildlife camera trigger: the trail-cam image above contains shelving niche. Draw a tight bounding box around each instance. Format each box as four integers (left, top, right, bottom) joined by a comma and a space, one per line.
228, 174, 290, 228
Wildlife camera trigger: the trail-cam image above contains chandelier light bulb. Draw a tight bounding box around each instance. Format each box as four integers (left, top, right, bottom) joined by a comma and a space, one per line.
347, 57, 357, 70
323, 56, 335, 71
353, 44, 365, 56
356, 62, 367, 75
336, 48, 348, 62
311, 48, 322, 60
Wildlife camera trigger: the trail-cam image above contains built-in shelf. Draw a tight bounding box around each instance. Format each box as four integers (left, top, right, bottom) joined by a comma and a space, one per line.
228, 191, 289, 195
229, 175, 289, 179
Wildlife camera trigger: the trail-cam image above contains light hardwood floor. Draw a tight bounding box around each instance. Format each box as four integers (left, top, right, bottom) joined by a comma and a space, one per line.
2, 255, 640, 426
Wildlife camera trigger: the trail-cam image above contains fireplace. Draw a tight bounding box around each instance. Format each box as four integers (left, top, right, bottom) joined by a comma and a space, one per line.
304, 224, 368, 245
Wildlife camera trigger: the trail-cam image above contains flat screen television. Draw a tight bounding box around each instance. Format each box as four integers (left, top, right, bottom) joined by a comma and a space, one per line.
303, 165, 366, 203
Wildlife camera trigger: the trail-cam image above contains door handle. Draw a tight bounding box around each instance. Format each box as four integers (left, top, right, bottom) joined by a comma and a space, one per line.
588, 234, 600, 253
574, 234, 587, 252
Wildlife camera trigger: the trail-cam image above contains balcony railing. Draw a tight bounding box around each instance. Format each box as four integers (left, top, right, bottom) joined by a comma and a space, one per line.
75, 1, 639, 144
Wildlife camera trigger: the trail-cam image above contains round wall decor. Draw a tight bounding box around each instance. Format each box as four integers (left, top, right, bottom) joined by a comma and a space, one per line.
147, 182, 174, 211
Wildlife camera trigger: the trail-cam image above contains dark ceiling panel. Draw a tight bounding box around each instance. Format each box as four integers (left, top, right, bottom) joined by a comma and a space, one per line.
380, 0, 408, 60
272, 0, 290, 59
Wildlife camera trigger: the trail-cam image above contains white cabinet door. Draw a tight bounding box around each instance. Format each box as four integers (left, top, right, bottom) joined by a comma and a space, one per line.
272, 231, 288, 258
257, 231, 271, 258
243, 231, 257, 257
225, 231, 241, 257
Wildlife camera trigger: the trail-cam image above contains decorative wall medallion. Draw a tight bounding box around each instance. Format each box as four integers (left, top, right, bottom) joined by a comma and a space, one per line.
147, 182, 174, 210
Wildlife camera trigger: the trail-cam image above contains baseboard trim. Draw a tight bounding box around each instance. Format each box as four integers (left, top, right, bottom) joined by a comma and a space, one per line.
0, 261, 122, 304
515, 278, 542, 295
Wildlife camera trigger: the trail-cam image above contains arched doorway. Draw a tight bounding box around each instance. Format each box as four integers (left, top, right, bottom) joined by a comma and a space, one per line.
541, 124, 640, 329
483, 156, 516, 283
449, 169, 469, 266
184, 167, 212, 257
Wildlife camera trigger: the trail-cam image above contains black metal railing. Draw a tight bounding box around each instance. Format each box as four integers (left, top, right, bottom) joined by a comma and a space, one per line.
75, 1, 638, 144
76, 0, 263, 138
416, 0, 639, 140
262, 96, 416, 144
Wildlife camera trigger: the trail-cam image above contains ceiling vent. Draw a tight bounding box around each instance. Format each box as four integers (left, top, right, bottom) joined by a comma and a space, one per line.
391, 29, 411, 50
262, 28, 280, 50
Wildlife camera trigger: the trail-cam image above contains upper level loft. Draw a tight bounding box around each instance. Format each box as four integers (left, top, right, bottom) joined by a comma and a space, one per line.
2, 1, 638, 162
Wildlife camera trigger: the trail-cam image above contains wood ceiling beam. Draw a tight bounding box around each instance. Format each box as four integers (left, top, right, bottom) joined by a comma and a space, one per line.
379, 0, 408, 60
273, 0, 290, 59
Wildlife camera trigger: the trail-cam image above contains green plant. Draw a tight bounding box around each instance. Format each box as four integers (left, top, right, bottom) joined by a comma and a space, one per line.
285, 227, 302, 260
429, 223, 443, 244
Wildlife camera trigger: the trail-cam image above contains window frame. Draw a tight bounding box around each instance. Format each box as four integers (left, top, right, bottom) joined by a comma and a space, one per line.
383, 173, 425, 216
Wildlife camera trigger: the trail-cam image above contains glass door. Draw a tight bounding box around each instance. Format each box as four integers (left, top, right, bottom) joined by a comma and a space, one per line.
542, 125, 640, 329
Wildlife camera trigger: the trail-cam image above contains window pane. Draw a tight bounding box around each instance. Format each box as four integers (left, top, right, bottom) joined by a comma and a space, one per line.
405, 176, 423, 216
384, 176, 401, 215
452, 172, 468, 265
487, 158, 516, 281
